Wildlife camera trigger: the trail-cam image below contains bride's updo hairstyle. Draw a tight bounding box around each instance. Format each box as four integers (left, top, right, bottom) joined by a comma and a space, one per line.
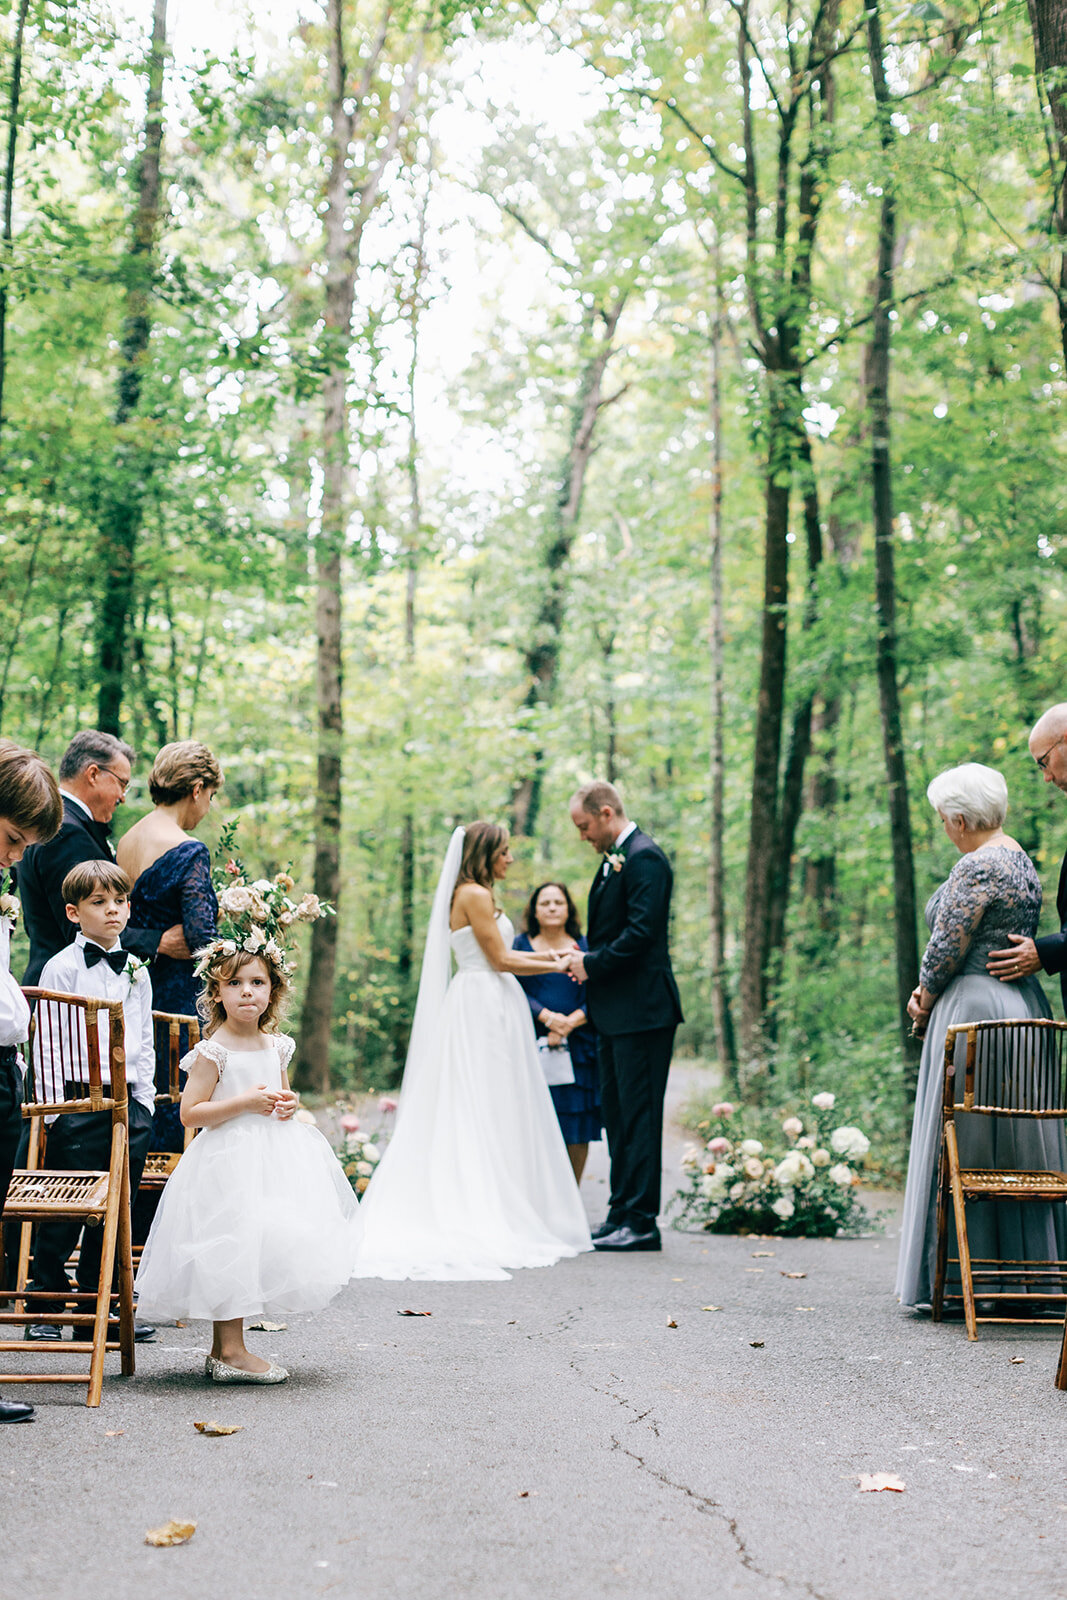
196, 947, 291, 1037
926, 763, 1008, 832
455, 821, 509, 896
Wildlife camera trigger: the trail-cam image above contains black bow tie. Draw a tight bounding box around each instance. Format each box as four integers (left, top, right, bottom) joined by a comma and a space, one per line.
83, 943, 128, 975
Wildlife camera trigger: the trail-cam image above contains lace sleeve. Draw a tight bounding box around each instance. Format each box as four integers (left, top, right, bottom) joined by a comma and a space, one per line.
180, 1038, 227, 1078
275, 1034, 296, 1073
920, 854, 995, 996
181, 842, 219, 954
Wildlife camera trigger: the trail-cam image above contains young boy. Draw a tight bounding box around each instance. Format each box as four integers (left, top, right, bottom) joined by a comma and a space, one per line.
27, 860, 156, 1341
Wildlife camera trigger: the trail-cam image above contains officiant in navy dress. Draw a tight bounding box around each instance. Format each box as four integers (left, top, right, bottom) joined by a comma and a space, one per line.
513, 881, 601, 1184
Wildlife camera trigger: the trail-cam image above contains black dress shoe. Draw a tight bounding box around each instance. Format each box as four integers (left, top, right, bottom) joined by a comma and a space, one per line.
591, 1220, 620, 1240
107, 1319, 156, 1343
593, 1225, 661, 1252
25, 1323, 62, 1341
0, 1398, 34, 1422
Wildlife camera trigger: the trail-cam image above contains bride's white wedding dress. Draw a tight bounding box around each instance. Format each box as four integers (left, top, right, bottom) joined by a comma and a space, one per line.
352, 835, 592, 1280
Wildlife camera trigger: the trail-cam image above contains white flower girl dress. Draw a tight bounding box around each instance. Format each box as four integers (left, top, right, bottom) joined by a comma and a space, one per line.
135, 1034, 362, 1321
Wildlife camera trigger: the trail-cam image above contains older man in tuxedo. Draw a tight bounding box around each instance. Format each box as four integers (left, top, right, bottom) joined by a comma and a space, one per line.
569, 781, 683, 1252
16, 730, 189, 984
988, 703, 1067, 1004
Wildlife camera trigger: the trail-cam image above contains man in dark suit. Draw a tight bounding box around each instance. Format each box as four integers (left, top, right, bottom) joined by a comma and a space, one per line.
569, 781, 683, 1253
16, 730, 188, 984
988, 703, 1067, 1004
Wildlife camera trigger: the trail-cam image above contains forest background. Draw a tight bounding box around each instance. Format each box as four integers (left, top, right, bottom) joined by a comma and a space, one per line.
3, 0, 1067, 1170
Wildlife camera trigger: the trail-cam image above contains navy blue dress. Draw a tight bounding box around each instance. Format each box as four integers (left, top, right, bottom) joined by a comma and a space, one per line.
513, 933, 602, 1145
130, 839, 218, 1149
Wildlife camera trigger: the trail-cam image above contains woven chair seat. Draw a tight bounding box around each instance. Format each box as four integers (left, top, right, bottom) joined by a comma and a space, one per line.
960, 1168, 1067, 1200
5, 1169, 110, 1217
140, 1152, 181, 1182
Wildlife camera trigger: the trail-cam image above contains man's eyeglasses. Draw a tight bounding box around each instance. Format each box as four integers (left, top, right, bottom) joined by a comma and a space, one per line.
1035, 735, 1066, 773
100, 766, 130, 796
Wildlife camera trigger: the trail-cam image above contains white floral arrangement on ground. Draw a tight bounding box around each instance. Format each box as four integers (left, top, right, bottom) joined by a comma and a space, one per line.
672, 1092, 872, 1238
336, 1111, 385, 1195
194, 820, 334, 977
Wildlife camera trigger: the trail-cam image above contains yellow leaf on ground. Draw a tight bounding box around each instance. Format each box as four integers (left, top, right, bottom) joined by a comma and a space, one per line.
858, 1474, 906, 1493
193, 1421, 244, 1436
701, 1305, 722, 1312
781, 1271, 807, 1279
104, 1430, 124, 1437
145, 1520, 197, 1547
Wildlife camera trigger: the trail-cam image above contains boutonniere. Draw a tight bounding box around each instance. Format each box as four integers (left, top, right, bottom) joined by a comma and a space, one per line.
0, 871, 18, 927
126, 955, 149, 985
604, 851, 625, 874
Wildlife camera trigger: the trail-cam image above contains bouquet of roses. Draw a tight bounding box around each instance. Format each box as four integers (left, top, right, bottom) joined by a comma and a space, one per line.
194, 819, 334, 978
672, 1092, 873, 1238
336, 1112, 384, 1196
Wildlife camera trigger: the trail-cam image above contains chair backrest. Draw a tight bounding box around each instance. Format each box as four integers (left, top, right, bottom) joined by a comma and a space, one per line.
19, 987, 127, 1117
151, 1010, 201, 1101
943, 1018, 1067, 1119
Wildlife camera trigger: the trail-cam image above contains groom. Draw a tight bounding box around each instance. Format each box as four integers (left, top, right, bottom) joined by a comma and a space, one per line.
568, 782, 682, 1252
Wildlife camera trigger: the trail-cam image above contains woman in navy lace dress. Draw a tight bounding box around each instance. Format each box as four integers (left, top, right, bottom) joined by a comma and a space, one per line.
117, 742, 222, 1149
513, 882, 601, 1184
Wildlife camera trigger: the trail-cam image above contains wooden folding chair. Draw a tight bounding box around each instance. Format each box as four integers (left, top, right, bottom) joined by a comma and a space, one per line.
133, 1011, 199, 1267
0, 988, 135, 1407
932, 1017, 1067, 1341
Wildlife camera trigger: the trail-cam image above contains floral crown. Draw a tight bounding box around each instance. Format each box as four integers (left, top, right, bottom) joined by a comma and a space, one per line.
193, 821, 333, 981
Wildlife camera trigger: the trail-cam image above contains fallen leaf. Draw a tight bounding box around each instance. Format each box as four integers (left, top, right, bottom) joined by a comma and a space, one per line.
193, 1421, 244, 1436
701, 1305, 722, 1312
781, 1271, 807, 1279
751, 1251, 775, 1258
248, 1320, 287, 1332
1009, 1356, 1025, 1365
858, 1474, 905, 1493
517, 1490, 529, 1498
104, 1429, 124, 1437
744, 1268, 764, 1274
145, 1519, 197, 1547
666, 1318, 678, 1328
398, 1309, 432, 1317
795, 1305, 815, 1311
750, 1340, 765, 1348
173, 1320, 186, 1328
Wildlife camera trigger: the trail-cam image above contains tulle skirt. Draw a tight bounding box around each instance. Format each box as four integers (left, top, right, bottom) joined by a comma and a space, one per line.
351, 969, 593, 1281
135, 1117, 363, 1321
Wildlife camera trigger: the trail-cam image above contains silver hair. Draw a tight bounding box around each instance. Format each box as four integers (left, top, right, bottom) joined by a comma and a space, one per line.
926, 763, 1008, 832
58, 730, 136, 782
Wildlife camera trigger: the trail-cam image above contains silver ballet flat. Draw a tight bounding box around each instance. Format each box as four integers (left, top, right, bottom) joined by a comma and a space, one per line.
204, 1354, 289, 1385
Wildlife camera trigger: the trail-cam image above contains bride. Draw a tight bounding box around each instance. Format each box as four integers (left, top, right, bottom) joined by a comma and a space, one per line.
351, 823, 594, 1280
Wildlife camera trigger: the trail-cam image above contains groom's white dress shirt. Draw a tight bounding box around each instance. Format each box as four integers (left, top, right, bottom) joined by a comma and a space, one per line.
601, 820, 638, 876
36, 932, 155, 1110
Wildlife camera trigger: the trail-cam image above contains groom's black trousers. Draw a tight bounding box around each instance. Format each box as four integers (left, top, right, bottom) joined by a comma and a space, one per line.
597, 1027, 675, 1235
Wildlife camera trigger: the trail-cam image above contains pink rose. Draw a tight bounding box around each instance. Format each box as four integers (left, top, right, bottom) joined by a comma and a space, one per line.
708, 1136, 730, 1155
340, 1113, 361, 1132
711, 1101, 735, 1117
378, 1096, 398, 1113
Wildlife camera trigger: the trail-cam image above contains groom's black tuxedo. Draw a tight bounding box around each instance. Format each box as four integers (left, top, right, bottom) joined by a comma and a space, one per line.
1035, 850, 1067, 1015
15, 797, 161, 986
584, 828, 683, 1236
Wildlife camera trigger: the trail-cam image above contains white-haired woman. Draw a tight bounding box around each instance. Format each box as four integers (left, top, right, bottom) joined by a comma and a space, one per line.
896, 763, 1066, 1308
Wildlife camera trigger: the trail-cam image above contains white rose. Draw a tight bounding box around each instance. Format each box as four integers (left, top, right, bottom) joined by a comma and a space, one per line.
253, 879, 273, 893
782, 1117, 804, 1139
774, 1152, 813, 1186
220, 885, 253, 914
364, 1144, 381, 1163
242, 926, 266, 952
797, 1135, 815, 1149
295, 1108, 317, 1125
830, 1126, 870, 1159
700, 1173, 725, 1197
729, 1182, 746, 1200
713, 1163, 735, 1185
811, 1148, 831, 1167
355, 1160, 374, 1176
771, 1196, 795, 1220
739, 1139, 763, 1156
744, 1157, 765, 1179
828, 1163, 854, 1187
682, 1143, 701, 1168
812, 1092, 836, 1110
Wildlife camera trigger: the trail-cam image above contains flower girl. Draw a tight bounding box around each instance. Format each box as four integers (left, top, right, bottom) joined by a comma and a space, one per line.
135, 937, 361, 1384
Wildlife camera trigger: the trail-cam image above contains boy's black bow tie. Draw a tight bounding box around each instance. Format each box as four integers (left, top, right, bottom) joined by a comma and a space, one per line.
83, 943, 128, 974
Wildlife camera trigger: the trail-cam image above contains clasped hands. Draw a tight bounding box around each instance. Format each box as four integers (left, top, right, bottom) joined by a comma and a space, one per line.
246, 1084, 299, 1120
539, 1008, 584, 1048
550, 946, 587, 982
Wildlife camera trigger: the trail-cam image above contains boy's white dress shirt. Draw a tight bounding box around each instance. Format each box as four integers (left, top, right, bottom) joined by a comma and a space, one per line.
36, 933, 155, 1111
0, 911, 29, 1049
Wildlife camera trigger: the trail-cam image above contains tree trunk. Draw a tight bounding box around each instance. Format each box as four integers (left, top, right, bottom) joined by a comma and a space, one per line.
706, 244, 737, 1079
95, 0, 168, 734
866, 0, 921, 1088
1026, 0, 1067, 365
0, 0, 29, 453
510, 297, 626, 836
296, 0, 354, 1096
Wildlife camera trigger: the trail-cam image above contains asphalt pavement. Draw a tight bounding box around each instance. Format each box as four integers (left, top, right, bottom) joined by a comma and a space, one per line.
2, 1075, 1065, 1600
